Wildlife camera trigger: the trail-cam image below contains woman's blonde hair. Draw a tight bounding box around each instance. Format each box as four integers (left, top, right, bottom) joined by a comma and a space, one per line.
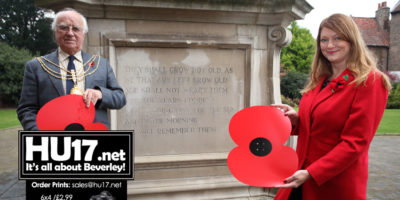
302, 13, 391, 93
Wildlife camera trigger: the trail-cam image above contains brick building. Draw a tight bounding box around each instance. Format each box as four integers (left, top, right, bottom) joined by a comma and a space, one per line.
352, 1, 400, 77
390, 1, 400, 72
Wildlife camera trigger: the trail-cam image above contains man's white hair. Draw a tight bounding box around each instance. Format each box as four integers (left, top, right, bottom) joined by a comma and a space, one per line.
51, 8, 88, 33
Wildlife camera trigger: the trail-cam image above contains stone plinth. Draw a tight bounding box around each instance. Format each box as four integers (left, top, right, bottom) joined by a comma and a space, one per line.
35, 0, 312, 199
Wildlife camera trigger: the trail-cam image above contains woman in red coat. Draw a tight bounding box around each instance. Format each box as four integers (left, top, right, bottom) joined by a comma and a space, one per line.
273, 14, 391, 200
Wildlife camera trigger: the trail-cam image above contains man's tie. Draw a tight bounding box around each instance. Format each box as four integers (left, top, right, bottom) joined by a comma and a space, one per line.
66, 55, 75, 94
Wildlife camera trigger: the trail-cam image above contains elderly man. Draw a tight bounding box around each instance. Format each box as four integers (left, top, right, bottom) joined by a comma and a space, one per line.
17, 8, 126, 130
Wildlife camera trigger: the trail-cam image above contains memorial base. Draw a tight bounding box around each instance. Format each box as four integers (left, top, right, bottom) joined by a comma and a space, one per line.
128, 176, 277, 200
128, 153, 277, 199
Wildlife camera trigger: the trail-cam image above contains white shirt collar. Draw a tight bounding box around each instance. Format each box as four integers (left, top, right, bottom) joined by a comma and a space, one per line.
58, 47, 83, 63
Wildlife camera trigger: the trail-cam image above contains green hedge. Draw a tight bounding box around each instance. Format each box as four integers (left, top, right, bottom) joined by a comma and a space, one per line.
280, 71, 308, 100
0, 42, 33, 105
387, 82, 400, 109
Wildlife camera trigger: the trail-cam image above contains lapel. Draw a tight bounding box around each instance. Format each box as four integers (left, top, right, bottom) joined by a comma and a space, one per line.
42, 50, 64, 96
309, 79, 334, 119
306, 69, 354, 125
299, 77, 332, 141
296, 77, 331, 167
82, 51, 97, 89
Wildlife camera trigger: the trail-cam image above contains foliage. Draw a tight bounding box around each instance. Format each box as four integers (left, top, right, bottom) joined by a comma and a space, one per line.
280, 71, 309, 100
0, 0, 57, 55
281, 95, 298, 107
387, 82, 400, 109
0, 42, 33, 105
281, 21, 316, 73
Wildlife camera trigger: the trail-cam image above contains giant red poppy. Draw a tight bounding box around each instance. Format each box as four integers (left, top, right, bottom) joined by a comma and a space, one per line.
36, 95, 108, 130
227, 105, 298, 187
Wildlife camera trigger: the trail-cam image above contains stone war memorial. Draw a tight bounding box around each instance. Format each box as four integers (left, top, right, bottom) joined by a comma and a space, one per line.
35, 0, 312, 199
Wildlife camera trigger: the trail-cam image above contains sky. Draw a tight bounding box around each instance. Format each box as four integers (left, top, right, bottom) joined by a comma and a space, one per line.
297, 0, 400, 38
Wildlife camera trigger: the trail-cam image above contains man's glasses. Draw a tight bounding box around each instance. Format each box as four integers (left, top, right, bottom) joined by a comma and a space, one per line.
57, 24, 82, 33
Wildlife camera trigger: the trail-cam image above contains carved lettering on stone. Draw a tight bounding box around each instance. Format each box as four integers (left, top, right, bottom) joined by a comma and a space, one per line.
116, 47, 247, 156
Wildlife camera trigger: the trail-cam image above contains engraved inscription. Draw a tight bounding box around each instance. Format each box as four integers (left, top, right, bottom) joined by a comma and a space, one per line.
116, 47, 246, 155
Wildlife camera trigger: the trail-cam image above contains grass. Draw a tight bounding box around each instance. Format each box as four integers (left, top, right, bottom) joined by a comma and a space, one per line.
0, 108, 399, 133
294, 107, 398, 134
0, 108, 20, 130
376, 109, 400, 135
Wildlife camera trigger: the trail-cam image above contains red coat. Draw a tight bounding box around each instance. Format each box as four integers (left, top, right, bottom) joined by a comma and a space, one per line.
274, 70, 388, 200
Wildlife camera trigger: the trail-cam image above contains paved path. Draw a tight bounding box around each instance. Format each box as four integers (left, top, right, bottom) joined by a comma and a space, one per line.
0, 127, 24, 200
0, 127, 399, 199
367, 135, 400, 200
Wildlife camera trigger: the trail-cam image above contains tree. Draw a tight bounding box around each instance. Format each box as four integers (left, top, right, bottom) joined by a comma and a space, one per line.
0, 0, 57, 56
281, 21, 315, 73
280, 71, 309, 101
0, 42, 33, 105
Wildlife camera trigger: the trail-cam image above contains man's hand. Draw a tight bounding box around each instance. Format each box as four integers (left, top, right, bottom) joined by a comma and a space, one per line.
83, 88, 102, 107
275, 170, 311, 188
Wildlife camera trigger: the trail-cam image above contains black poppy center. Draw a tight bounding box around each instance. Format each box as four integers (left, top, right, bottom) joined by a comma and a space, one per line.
65, 123, 85, 131
249, 137, 272, 157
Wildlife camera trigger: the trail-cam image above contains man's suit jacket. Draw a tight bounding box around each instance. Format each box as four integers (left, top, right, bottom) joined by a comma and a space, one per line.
17, 50, 126, 130
275, 70, 388, 200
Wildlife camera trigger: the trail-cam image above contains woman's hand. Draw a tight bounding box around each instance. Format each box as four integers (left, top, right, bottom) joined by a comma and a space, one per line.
275, 170, 311, 188
271, 104, 299, 127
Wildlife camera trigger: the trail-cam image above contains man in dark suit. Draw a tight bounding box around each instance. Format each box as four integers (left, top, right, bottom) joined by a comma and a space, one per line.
17, 8, 126, 130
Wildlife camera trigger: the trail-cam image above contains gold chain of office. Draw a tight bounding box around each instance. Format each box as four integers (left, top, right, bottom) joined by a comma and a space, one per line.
36, 55, 100, 83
